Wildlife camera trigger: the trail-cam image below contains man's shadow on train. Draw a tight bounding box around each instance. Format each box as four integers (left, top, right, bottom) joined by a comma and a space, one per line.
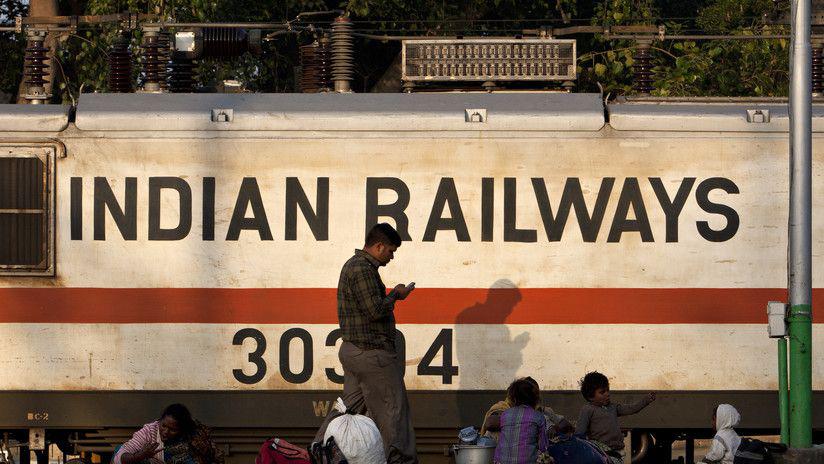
454, 279, 529, 429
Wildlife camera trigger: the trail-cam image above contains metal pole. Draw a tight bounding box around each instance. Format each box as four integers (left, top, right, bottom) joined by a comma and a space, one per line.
779, 337, 790, 444
788, 0, 813, 449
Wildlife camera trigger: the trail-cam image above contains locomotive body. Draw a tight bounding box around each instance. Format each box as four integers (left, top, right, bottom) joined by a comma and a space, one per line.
0, 92, 822, 462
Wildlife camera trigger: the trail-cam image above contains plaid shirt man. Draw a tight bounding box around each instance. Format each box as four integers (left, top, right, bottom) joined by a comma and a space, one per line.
338, 249, 397, 352
315, 225, 417, 464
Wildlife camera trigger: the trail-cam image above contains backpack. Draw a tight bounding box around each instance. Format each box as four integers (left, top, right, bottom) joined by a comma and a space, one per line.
733, 438, 787, 464
256, 438, 311, 464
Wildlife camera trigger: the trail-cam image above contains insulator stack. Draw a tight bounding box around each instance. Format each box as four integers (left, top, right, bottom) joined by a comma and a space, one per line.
813, 45, 824, 95
331, 15, 354, 92
202, 28, 249, 57
108, 35, 133, 93
299, 37, 332, 93
157, 33, 172, 89
23, 30, 51, 103
318, 36, 332, 90
298, 43, 318, 92
167, 58, 195, 93
140, 32, 165, 92
632, 44, 654, 95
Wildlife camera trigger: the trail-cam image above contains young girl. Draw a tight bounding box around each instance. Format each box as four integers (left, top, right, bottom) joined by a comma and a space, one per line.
482, 377, 572, 442
702, 404, 741, 464
494, 378, 549, 464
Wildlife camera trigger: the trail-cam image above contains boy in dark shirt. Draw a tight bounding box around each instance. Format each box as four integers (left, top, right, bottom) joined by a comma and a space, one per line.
575, 372, 655, 461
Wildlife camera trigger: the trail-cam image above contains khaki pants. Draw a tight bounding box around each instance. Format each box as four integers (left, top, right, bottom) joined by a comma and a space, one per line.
315, 341, 417, 464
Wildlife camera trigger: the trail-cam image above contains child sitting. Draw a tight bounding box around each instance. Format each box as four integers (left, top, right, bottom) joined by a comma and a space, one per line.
575, 372, 655, 459
494, 378, 549, 464
482, 377, 573, 442
701, 404, 741, 464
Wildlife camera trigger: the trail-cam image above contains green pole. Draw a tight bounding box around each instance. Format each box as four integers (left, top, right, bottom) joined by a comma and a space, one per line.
778, 336, 790, 444
788, 305, 812, 448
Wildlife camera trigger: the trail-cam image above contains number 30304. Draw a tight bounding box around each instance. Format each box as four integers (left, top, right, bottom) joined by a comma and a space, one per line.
232, 328, 459, 385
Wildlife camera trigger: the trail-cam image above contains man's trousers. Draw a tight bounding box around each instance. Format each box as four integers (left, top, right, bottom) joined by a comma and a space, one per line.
314, 341, 417, 464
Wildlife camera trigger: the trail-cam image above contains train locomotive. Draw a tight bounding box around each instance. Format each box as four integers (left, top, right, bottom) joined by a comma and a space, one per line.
0, 90, 823, 463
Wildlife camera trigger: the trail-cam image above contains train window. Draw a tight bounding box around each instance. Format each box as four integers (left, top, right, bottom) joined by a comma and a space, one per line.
0, 146, 55, 275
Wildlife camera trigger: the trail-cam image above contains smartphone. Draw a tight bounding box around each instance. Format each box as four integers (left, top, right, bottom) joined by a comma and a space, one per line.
388, 282, 414, 300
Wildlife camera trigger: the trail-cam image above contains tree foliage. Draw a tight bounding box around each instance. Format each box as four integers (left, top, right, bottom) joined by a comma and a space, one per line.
0, 0, 794, 101
0, 0, 26, 100
576, 0, 790, 97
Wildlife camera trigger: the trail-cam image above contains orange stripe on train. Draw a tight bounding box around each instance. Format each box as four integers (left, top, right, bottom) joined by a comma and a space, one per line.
0, 287, 818, 324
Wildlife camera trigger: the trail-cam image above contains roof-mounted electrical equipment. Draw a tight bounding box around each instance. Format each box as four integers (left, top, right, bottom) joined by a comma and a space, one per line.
401, 38, 576, 91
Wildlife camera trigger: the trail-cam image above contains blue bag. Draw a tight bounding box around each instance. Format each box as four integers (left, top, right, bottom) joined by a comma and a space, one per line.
546, 436, 610, 464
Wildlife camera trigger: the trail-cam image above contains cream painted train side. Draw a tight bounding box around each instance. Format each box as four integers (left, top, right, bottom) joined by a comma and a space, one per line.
0, 93, 821, 462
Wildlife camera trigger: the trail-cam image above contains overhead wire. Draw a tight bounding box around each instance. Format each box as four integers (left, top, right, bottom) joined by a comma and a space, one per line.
0, 13, 790, 29
0, 12, 798, 49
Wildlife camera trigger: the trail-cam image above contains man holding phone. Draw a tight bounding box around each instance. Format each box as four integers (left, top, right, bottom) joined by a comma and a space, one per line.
314, 222, 417, 464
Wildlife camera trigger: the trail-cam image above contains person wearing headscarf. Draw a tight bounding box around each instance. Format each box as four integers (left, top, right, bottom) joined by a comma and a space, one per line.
702, 404, 742, 464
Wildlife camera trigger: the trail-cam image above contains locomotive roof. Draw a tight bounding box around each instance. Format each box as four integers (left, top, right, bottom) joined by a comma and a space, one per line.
0, 103, 70, 131
3, 93, 824, 133
73, 92, 605, 132
608, 97, 824, 132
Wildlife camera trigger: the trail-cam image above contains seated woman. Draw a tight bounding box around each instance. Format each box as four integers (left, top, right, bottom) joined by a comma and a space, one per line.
113, 404, 224, 464
481, 377, 573, 442
480, 392, 512, 442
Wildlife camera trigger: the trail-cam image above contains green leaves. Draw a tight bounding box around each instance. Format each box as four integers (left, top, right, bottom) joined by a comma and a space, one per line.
578, 0, 788, 97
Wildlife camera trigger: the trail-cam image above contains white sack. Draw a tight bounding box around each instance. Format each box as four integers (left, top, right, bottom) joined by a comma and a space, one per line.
324, 398, 386, 464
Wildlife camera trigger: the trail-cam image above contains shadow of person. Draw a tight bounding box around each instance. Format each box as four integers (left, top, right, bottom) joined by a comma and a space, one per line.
454, 279, 530, 429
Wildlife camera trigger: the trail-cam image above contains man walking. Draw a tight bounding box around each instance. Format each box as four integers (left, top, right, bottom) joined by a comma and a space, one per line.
315, 223, 417, 464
